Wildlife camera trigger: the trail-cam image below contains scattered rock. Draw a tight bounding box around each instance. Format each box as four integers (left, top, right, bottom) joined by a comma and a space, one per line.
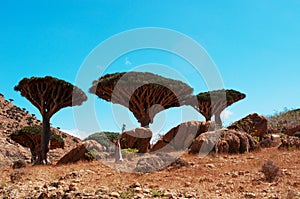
68, 183, 77, 192
169, 158, 190, 169
164, 191, 175, 198
110, 191, 120, 197
206, 164, 216, 169
129, 182, 141, 188
134, 186, 143, 193
245, 192, 256, 198
278, 136, 300, 149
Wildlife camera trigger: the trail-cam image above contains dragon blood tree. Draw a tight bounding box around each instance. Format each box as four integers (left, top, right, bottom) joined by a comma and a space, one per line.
14, 76, 87, 164
10, 125, 64, 163
89, 72, 193, 127
187, 89, 245, 127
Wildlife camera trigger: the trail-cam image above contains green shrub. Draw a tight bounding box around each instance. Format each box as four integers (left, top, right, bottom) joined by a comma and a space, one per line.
13, 125, 64, 144
121, 148, 138, 160
150, 189, 165, 197
253, 136, 260, 142
84, 149, 98, 161
118, 188, 135, 199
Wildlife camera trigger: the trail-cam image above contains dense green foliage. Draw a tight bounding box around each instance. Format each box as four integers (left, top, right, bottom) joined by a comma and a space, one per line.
196, 89, 245, 103
14, 76, 87, 116
12, 125, 64, 144
90, 72, 193, 94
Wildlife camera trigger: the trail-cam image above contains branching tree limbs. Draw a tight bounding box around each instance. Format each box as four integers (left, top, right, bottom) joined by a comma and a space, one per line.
14, 76, 87, 164
89, 72, 193, 127
187, 89, 246, 126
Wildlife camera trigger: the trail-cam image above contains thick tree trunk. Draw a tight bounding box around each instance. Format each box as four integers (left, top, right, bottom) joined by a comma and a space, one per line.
140, 117, 150, 128
205, 116, 211, 122
36, 116, 50, 164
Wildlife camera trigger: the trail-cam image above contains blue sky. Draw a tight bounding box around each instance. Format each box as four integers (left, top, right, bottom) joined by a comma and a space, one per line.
1, 1, 300, 139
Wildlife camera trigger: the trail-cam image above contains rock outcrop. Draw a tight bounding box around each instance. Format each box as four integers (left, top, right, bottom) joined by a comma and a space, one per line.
120, 127, 152, 153
134, 153, 190, 173
228, 113, 268, 139
151, 121, 212, 152
189, 129, 260, 154
0, 136, 31, 168
56, 140, 105, 165
278, 136, 300, 150
285, 125, 300, 136
259, 135, 279, 148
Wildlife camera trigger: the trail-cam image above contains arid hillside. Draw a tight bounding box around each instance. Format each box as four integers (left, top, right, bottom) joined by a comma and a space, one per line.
0, 94, 81, 168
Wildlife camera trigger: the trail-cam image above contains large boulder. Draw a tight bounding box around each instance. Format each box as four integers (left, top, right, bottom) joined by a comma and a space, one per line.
189, 131, 221, 155
56, 140, 104, 165
189, 129, 260, 154
228, 113, 268, 139
120, 127, 152, 153
134, 153, 190, 173
151, 121, 212, 152
134, 156, 166, 173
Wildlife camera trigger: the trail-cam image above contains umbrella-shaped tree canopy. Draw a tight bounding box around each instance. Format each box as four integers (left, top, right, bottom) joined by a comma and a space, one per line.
14, 76, 87, 118
187, 89, 246, 126
89, 72, 193, 127
14, 76, 87, 164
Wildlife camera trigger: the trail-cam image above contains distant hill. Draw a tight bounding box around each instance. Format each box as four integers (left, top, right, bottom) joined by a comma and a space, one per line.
267, 108, 300, 133
0, 93, 81, 168
84, 132, 119, 151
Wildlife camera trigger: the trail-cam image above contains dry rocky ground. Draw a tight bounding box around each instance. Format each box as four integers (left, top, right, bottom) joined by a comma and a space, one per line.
0, 147, 299, 199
